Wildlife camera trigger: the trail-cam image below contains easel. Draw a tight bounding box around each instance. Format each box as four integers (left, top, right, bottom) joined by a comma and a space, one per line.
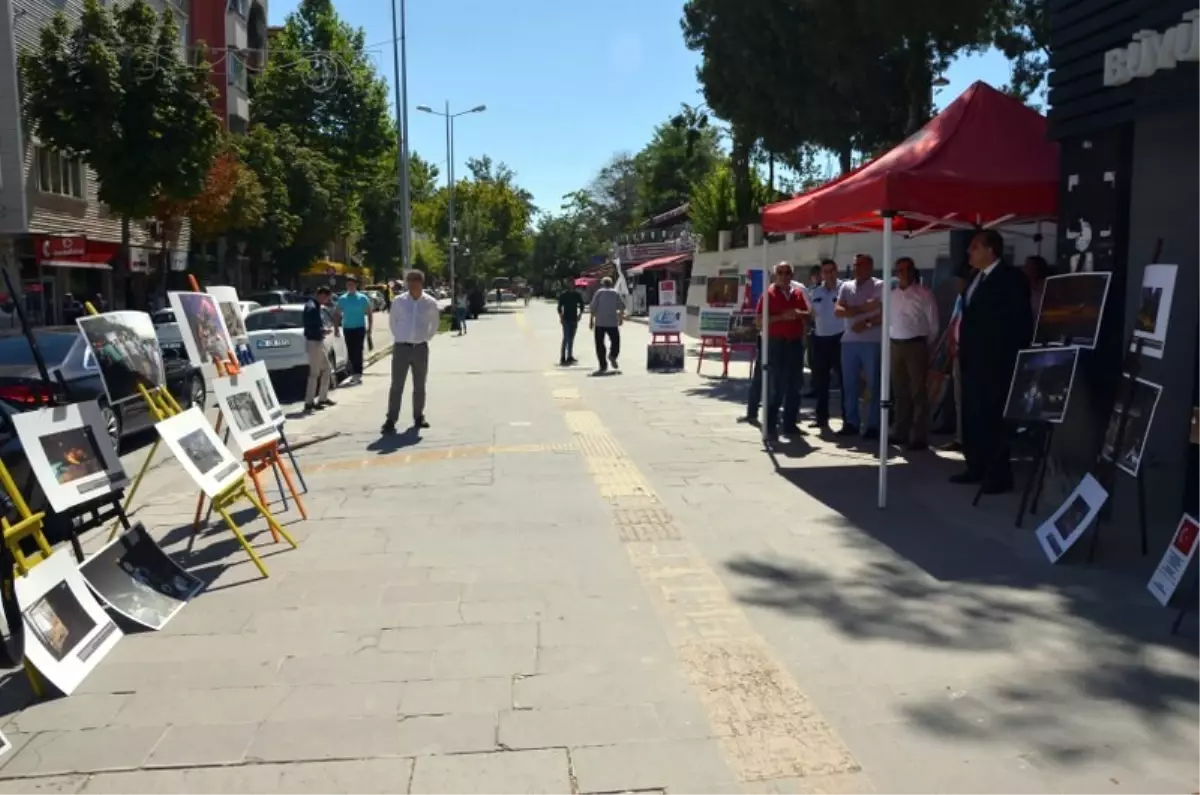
696, 335, 733, 377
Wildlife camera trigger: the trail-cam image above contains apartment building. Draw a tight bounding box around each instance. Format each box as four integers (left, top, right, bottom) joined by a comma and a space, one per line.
0, 0, 193, 324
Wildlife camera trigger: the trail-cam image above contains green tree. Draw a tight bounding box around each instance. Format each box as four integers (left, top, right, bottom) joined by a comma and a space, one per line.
527, 212, 602, 293
689, 159, 774, 251
992, 0, 1049, 107
20, 0, 222, 289
586, 154, 640, 238
359, 151, 442, 279
634, 108, 721, 219
430, 160, 535, 284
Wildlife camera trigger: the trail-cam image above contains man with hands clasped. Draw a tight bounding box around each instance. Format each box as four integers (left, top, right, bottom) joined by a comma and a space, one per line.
755, 261, 811, 441
834, 253, 884, 440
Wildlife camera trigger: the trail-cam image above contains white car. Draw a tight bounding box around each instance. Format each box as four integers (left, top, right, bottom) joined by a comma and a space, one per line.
244, 303, 348, 385
152, 301, 261, 360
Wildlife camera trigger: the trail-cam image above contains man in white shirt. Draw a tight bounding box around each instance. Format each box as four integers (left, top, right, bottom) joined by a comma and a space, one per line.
888, 257, 939, 449
383, 269, 441, 434
834, 254, 885, 439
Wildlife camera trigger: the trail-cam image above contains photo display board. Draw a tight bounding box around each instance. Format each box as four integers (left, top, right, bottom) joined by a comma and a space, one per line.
1100, 374, 1163, 477
76, 311, 166, 406
648, 306, 684, 335
15, 548, 123, 695
80, 522, 203, 630
156, 407, 244, 498
12, 401, 129, 513
168, 291, 235, 369
728, 311, 758, 345
242, 361, 284, 425
698, 308, 733, 338
1002, 347, 1081, 425
208, 286, 248, 346
212, 371, 281, 453
1131, 264, 1176, 360
1032, 272, 1111, 349
646, 343, 685, 372
1034, 474, 1109, 563
1147, 514, 1199, 606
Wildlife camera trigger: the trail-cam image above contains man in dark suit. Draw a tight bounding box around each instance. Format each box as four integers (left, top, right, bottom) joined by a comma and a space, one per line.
950, 230, 1033, 493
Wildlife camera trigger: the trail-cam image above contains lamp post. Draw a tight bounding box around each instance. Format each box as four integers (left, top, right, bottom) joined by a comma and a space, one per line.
389, 0, 411, 273
416, 102, 486, 302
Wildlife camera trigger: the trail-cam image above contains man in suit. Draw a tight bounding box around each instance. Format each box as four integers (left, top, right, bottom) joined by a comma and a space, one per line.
950, 230, 1033, 493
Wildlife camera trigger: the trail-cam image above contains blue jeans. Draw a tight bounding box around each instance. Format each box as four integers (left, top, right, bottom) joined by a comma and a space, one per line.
841, 341, 881, 431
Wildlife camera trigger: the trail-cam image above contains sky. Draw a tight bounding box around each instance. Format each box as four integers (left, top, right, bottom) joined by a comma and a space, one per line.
269, 0, 1020, 217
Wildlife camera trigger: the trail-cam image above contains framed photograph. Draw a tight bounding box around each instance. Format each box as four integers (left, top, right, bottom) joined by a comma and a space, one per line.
1100, 374, 1163, 477
14, 548, 122, 695
156, 407, 244, 498
208, 285, 248, 345
1002, 347, 1081, 424
699, 308, 733, 338
80, 522, 203, 630
12, 401, 128, 513
76, 311, 166, 405
241, 361, 284, 425
1034, 474, 1109, 563
1131, 264, 1176, 359
168, 291, 234, 368
727, 311, 758, 345
212, 371, 281, 453
1033, 271, 1111, 349
706, 276, 740, 306
646, 343, 685, 372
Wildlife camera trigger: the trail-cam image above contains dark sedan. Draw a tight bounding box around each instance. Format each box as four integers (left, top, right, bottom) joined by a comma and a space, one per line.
0, 328, 207, 448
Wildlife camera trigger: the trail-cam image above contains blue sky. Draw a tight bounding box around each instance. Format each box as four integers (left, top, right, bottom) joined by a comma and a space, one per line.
270, 0, 1020, 216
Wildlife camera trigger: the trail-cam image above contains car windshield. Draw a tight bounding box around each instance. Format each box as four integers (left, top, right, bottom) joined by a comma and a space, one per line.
245, 309, 304, 331
151, 310, 176, 325
0, 332, 77, 366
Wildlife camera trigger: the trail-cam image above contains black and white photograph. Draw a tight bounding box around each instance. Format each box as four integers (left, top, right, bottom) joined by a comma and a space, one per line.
76, 311, 166, 405
647, 343, 685, 372
244, 361, 284, 424
209, 286, 248, 343
12, 401, 128, 513
1101, 374, 1163, 477
80, 523, 203, 630
228, 392, 264, 432
213, 372, 281, 452
169, 291, 234, 367
1032, 272, 1111, 349
1035, 474, 1108, 563
156, 407, 244, 497
1003, 347, 1080, 424
14, 549, 123, 694
1131, 264, 1176, 359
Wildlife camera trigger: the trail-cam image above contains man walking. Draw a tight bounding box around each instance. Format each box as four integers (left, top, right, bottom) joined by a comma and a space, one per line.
336, 276, 373, 385
302, 287, 336, 414
589, 276, 624, 373
382, 270, 440, 434
807, 258, 844, 430
834, 254, 884, 439
755, 261, 810, 440
557, 283, 585, 365
888, 257, 939, 450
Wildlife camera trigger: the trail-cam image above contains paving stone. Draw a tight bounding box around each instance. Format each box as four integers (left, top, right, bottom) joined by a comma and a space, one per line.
276, 651, 432, 685
400, 677, 513, 715
82, 759, 415, 794
105, 631, 367, 665
0, 775, 86, 793
410, 749, 571, 794
143, 723, 258, 767
538, 618, 670, 649
570, 739, 736, 793
111, 687, 289, 727
394, 712, 499, 756
0, 726, 166, 776
513, 666, 693, 710
459, 600, 549, 624
499, 703, 667, 749
245, 717, 405, 762
379, 622, 537, 652
75, 659, 280, 694
10, 694, 130, 733
536, 642, 678, 675
269, 683, 406, 721
379, 583, 464, 604
246, 602, 462, 633
430, 645, 537, 679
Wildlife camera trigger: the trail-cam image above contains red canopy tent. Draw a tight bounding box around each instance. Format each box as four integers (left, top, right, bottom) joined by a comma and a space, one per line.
758, 81, 1059, 509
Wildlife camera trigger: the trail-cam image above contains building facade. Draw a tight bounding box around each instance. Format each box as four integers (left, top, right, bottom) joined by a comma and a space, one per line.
1045, 0, 1198, 561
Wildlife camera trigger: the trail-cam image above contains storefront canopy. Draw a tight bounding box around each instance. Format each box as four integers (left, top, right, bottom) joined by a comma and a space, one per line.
761, 81, 1059, 233
627, 253, 690, 277
573, 277, 597, 288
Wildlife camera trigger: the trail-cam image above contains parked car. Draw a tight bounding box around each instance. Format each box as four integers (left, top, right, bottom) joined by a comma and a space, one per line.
245, 290, 305, 307
364, 290, 386, 312
0, 329, 207, 448
244, 305, 347, 387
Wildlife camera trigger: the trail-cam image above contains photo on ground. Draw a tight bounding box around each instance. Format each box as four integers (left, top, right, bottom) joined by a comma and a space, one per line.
1003, 347, 1080, 424
1033, 272, 1110, 349
1053, 495, 1090, 541
81, 523, 203, 630
25, 580, 98, 663
76, 311, 166, 405
40, 425, 106, 486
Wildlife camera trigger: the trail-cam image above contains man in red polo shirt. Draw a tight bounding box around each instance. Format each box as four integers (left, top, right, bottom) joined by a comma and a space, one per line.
755, 261, 811, 440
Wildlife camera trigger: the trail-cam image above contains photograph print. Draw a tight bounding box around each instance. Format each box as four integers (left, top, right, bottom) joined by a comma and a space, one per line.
243, 361, 283, 423
180, 427, 224, 474
12, 401, 128, 513
1034, 473, 1109, 563
208, 286, 248, 343
646, 343, 685, 372
706, 277, 740, 306
227, 392, 265, 433
156, 407, 242, 497
77, 311, 166, 405
81, 522, 203, 629
1131, 264, 1177, 359
1032, 271, 1111, 349
26, 579, 98, 662
1100, 374, 1163, 477
212, 371, 280, 451
1003, 347, 1081, 424
41, 425, 106, 485
168, 291, 233, 367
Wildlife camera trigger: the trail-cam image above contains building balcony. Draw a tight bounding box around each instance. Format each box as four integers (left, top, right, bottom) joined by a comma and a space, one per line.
614, 227, 695, 264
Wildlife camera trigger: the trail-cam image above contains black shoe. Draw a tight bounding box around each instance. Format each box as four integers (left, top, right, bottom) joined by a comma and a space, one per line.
738, 413, 761, 426
302, 403, 316, 414
594, 368, 607, 376
567, 357, 578, 364
836, 424, 860, 437
414, 416, 430, 429
319, 398, 336, 407
609, 356, 619, 370
782, 424, 806, 437
381, 422, 396, 435
949, 471, 983, 485
940, 440, 964, 453
863, 428, 880, 440
560, 358, 568, 366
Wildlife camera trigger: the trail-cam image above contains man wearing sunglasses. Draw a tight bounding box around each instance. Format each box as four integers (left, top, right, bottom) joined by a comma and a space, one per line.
754, 261, 810, 440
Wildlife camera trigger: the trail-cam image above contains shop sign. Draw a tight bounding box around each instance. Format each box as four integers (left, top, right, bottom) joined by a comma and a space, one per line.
649, 306, 683, 334
1103, 9, 1200, 87
129, 247, 151, 273
38, 235, 87, 260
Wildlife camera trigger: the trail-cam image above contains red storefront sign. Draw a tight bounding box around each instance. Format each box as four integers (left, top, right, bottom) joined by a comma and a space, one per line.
36, 235, 88, 261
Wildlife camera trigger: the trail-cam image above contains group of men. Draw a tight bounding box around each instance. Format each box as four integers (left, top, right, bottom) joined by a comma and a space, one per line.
748, 229, 1033, 494
556, 276, 625, 373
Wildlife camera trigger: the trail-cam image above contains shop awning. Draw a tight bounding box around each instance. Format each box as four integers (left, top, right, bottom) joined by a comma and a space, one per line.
40, 253, 113, 270
627, 253, 690, 277
573, 277, 597, 288
761, 81, 1059, 233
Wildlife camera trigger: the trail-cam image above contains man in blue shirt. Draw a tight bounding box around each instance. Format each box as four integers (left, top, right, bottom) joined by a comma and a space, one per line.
335, 276, 373, 385
302, 287, 336, 413
806, 258, 844, 430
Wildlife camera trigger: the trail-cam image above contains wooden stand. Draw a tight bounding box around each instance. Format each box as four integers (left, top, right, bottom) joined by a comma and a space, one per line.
191, 478, 298, 579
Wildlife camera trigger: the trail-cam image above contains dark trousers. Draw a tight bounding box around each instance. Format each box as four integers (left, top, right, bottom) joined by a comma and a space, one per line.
766, 336, 804, 431
962, 364, 1012, 486
561, 321, 578, 362
748, 340, 763, 417
810, 332, 842, 424
594, 326, 620, 368
344, 327, 366, 376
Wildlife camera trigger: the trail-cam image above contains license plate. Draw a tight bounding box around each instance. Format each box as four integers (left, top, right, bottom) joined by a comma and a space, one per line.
256, 338, 290, 349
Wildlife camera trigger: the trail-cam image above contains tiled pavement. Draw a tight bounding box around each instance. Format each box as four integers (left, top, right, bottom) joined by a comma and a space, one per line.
0, 302, 1194, 794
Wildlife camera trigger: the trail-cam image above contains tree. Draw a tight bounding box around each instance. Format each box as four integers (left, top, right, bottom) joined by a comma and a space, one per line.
21, 0, 222, 291
155, 139, 266, 244
992, 0, 1049, 107
689, 159, 774, 251
586, 154, 641, 238
360, 151, 442, 279
634, 109, 721, 219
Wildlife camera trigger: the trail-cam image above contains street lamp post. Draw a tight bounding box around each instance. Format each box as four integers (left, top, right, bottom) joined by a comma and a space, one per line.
416, 102, 486, 302
389, 0, 411, 273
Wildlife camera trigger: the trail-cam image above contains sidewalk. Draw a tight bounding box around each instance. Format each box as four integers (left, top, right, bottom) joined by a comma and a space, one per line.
0, 302, 1193, 794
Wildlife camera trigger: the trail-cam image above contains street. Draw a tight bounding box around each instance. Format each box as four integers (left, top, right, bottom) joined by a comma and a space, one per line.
0, 301, 1196, 794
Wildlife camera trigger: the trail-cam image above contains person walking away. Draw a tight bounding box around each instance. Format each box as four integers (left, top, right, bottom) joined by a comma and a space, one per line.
807, 258, 844, 430
336, 276, 373, 385
951, 230, 1032, 493
455, 290, 469, 335
888, 257, 939, 450
557, 283, 585, 365
302, 287, 337, 414
754, 261, 810, 440
588, 276, 624, 373
834, 254, 884, 440
383, 270, 440, 434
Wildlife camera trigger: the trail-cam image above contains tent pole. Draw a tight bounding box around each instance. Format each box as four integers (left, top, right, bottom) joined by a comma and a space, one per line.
878, 214, 894, 508
759, 240, 769, 435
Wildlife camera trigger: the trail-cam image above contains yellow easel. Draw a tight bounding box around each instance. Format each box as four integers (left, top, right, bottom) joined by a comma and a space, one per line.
0, 460, 56, 698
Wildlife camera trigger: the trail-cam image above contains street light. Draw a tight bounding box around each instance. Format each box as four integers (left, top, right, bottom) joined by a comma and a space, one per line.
389, 0, 411, 274
416, 102, 487, 302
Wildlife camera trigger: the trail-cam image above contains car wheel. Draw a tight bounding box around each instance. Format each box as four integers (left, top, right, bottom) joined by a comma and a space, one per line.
187, 373, 207, 410
328, 352, 340, 386
99, 401, 121, 449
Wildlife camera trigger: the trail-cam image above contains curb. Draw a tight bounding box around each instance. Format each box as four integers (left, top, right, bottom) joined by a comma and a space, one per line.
364, 342, 394, 370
